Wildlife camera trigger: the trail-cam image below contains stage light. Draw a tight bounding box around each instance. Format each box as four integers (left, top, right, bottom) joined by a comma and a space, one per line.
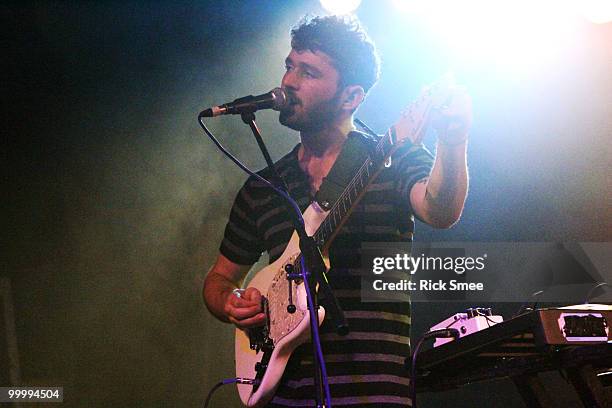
576, 0, 612, 24
391, 0, 428, 15
319, 0, 361, 15
389, 0, 579, 77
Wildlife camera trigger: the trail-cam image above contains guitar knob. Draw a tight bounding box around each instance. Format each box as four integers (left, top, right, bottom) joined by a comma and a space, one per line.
284, 264, 294, 273
287, 304, 296, 314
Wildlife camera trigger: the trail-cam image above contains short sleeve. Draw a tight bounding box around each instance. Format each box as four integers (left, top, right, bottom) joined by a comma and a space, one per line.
219, 179, 265, 265
393, 143, 435, 215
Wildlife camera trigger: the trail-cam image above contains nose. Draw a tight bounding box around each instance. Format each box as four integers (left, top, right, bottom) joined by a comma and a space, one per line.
281, 69, 299, 91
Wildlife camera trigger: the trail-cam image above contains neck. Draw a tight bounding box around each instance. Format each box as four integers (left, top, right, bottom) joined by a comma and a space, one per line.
299, 115, 355, 158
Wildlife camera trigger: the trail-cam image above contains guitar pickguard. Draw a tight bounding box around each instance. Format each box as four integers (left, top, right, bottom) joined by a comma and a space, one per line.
235, 204, 328, 408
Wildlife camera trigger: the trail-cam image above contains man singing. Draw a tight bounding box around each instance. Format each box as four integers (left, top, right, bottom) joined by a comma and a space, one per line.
203, 15, 471, 407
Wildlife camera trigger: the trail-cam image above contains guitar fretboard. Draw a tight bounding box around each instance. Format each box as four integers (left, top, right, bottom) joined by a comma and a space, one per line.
313, 128, 398, 248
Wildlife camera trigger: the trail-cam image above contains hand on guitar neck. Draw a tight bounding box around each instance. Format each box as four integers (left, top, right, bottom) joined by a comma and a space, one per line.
431, 85, 472, 146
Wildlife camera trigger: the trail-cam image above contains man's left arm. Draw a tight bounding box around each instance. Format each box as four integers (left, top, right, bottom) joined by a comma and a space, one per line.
410, 88, 472, 228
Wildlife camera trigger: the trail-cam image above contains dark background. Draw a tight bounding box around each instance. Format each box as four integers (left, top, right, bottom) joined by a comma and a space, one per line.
4, 1, 611, 406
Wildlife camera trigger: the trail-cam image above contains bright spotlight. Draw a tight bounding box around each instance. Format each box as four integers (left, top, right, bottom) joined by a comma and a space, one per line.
576, 0, 612, 24
391, 0, 425, 14
319, 0, 361, 15
390, 0, 580, 77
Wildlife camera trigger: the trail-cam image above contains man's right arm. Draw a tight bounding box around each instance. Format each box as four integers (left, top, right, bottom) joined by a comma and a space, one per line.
203, 253, 266, 329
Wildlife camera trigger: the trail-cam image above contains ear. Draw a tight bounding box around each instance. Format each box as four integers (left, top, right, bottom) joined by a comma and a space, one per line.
340, 85, 365, 111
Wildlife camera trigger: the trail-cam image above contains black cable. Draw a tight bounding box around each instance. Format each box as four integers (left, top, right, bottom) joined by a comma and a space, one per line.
443, 308, 498, 330
409, 335, 428, 408
197, 116, 304, 226
408, 328, 459, 408
202, 381, 224, 408
513, 290, 545, 318
202, 378, 260, 408
444, 314, 461, 329
472, 307, 498, 328
584, 282, 610, 304
484, 314, 498, 327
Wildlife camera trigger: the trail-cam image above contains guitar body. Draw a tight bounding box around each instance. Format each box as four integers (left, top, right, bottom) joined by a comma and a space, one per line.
235, 203, 328, 408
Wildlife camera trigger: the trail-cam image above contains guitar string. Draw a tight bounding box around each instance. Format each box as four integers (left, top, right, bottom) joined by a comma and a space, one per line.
313, 96, 433, 244
313, 131, 390, 243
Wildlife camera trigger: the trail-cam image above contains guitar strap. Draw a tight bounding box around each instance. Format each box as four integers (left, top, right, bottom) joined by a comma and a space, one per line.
315, 130, 379, 211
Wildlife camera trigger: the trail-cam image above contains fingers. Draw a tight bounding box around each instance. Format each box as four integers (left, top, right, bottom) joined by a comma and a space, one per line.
396, 102, 428, 145
448, 87, 471, 110
229, 312, 266, 329
434, 87, 472, 142
228, 300, 262, 319
226, 294, 261, 317
243, 287, 262, 303
225, 288, 266, 329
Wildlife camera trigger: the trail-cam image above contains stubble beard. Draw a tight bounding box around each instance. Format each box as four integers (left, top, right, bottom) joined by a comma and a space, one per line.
279, 95, 341, 133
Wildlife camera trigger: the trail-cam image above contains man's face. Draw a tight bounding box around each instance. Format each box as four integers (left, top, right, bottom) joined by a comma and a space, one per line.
279, 48, 343, 132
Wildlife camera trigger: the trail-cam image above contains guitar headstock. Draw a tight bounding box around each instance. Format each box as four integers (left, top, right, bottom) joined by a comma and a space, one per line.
391, 75, 455, 146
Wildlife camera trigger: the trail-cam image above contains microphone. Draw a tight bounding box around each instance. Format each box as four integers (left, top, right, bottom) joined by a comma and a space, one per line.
199, 88, 289, 118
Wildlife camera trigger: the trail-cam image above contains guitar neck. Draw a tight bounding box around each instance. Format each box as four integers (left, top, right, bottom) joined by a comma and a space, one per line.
314, 128, 400, 251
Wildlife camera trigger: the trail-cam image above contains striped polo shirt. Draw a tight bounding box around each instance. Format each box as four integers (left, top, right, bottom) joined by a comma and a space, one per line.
220, 136, 434, 407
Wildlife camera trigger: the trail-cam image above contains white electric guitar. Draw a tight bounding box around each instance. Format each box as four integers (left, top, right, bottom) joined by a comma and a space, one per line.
235, 83, 451, 407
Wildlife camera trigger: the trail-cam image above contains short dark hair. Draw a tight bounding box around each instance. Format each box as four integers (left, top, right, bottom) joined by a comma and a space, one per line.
290, 15, 380, 93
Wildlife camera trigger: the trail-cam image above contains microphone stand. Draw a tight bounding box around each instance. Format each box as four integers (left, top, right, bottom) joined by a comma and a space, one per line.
240, 112, 289, 191
240, 111, 344, 407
